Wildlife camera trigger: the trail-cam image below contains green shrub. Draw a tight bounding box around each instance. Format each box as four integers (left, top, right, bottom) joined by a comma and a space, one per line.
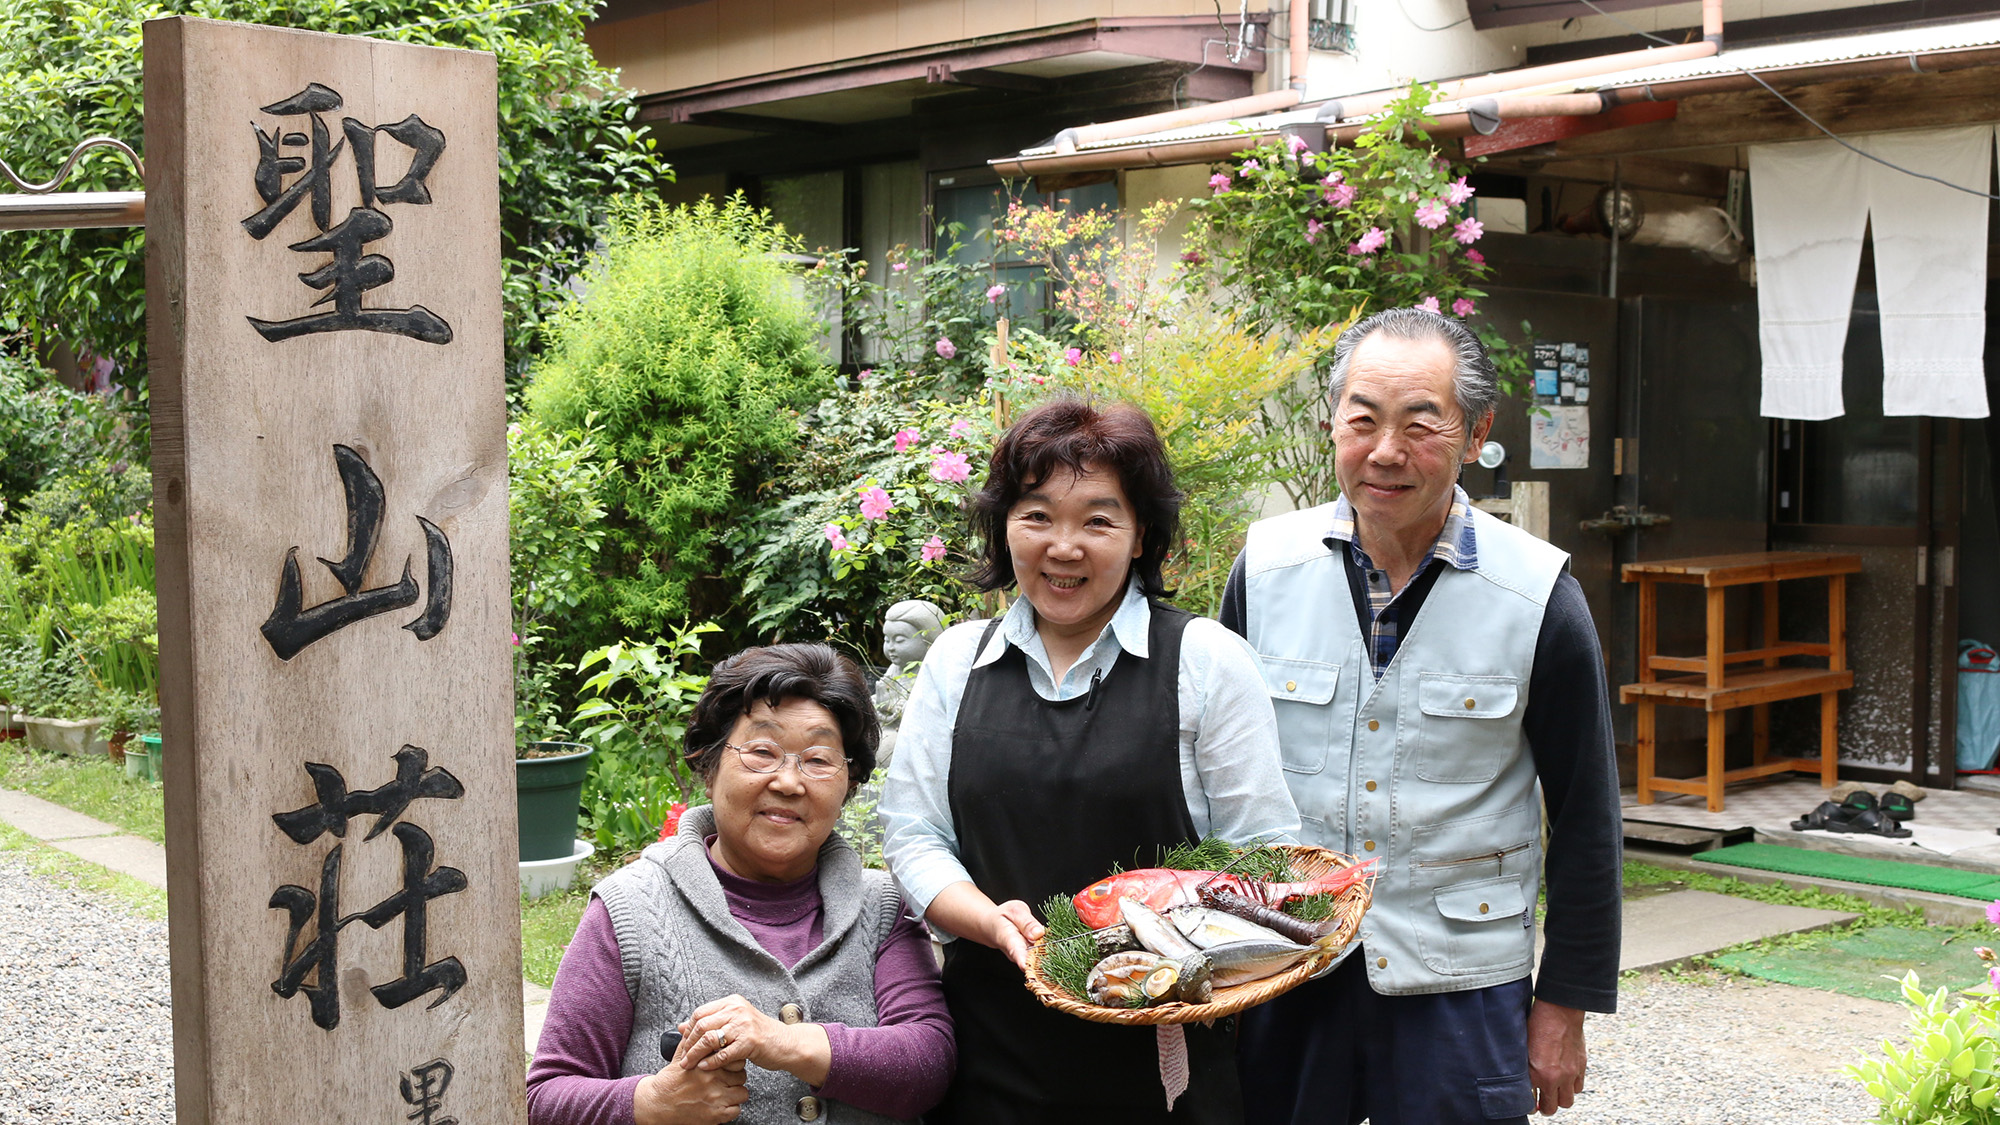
571, 623, 718, 857
1851, 971, 2000, 1123
524, 196, 835, 650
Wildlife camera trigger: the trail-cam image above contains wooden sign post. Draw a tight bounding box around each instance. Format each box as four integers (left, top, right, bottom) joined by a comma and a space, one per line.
144, 18, 522, 1124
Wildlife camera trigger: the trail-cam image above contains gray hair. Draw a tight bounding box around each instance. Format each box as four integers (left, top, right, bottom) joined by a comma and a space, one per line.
1326, 307, 1499, 426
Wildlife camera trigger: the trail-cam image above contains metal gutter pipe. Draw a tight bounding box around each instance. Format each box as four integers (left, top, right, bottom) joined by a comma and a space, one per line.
1598, 42, 2000, 105
1290, 0, 1309, 93
1051, 4, 1720, 156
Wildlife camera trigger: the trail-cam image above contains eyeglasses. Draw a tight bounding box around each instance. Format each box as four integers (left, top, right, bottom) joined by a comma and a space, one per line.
726, 740, 849, 782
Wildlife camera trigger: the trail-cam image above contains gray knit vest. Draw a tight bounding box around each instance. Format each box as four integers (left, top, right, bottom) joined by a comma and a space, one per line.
592, 805, 909, 1125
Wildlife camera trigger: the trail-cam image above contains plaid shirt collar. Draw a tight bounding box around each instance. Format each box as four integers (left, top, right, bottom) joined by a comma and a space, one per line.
1325, 485, 1480, 677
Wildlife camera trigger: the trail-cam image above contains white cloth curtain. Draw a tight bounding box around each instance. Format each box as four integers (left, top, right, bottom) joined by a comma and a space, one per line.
1751, 125, 1993, 420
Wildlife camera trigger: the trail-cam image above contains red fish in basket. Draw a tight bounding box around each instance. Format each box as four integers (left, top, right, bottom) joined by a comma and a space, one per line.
1073, 860, 1375, 929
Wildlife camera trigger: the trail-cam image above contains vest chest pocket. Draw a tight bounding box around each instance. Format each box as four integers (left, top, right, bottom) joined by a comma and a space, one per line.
1414, 672, 1521, 783
1260, 655, 1340, 775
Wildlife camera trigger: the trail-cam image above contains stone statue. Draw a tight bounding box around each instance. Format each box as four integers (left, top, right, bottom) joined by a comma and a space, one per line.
873, 599, 945, 768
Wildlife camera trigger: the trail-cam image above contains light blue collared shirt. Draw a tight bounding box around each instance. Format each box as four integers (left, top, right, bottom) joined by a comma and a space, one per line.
879, 581, 1301, 935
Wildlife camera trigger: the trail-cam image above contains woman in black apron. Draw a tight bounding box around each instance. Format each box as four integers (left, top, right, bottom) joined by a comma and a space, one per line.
879, 398, 1300, 1125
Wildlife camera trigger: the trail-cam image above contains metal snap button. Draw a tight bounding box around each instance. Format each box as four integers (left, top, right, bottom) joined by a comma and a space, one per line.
1364, 840, 1375, 851
1376, 957, 1388, 969
1285, 680, 1297, 692
1365, 780, 1377, 792
1479, 903, 1490, 914
780, 1002, 804, 1025
1465, 697, 1477, 710
797, 1094, 822, 1121
1367, 719, 1380, 732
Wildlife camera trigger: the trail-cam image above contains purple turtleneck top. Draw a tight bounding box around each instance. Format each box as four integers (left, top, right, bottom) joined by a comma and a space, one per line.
524, 845, 954, 1124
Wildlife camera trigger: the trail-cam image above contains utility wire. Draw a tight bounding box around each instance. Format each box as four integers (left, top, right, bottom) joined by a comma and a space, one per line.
1395, 0, 1472, 34
1573, 0, 2000, 200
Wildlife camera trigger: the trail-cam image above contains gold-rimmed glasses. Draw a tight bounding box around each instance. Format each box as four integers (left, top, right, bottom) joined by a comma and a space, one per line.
725, 740, 849, 782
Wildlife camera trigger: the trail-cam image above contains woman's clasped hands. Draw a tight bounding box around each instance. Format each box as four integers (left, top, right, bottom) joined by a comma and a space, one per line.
633, 1028, 747, 1125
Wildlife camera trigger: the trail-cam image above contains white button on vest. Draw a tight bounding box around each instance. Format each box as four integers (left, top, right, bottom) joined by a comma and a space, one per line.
780, 1002, 804, 1025
797, 1094, 822, 1121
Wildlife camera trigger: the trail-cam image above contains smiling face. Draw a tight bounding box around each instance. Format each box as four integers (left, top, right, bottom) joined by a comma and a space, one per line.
1006, 463, 1143, 648
707, 698, 848, 883
1332, 332, 1493, 553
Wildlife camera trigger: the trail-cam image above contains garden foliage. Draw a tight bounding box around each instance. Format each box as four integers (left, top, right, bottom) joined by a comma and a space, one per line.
570, 624, 717, 856
1851, 969, 2000, 1124
524, 196, 835, 656
0, 0, 670, 387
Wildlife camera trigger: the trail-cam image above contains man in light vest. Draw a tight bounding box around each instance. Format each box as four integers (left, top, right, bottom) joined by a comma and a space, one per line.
1221, 307, 1621, 1123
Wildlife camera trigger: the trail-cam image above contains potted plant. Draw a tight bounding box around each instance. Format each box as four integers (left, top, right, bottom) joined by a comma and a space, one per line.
109, 691, 161, 781
14, 645, 111, 757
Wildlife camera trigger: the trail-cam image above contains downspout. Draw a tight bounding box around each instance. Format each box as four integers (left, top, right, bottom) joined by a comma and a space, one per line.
1290, 0, 1310, 94
1053, 0, 1722, 156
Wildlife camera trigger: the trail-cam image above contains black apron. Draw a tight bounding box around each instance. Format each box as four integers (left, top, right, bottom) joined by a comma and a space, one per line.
931, 604, 1244, 1125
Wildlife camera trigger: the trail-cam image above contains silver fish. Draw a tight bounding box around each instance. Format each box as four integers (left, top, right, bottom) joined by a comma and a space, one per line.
1168, 905, 1292, 950
1119, 897, 1201, 960
1205, 937, 1315, 988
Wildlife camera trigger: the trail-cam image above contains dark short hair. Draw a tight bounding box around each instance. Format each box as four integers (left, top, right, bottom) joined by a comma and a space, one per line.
968, 396, 1182, 598
683, 643, 879, 796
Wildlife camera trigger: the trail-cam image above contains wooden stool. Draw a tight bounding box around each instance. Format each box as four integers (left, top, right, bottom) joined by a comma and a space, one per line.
1620, 552, 1859, 812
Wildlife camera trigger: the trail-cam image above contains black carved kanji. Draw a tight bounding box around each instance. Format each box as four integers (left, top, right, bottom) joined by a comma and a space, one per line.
242, 83, 452, 344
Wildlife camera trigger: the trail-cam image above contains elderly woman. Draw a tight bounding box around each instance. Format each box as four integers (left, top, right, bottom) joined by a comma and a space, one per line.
527, 644, 954, 1125
880, 398, 1300, 1124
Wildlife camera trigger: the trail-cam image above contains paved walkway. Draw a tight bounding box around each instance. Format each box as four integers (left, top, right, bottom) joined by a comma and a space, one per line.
0, 787, 554, 1053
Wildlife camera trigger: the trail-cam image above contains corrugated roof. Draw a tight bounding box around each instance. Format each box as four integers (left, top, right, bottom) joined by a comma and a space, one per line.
1009, 16, 2000, 158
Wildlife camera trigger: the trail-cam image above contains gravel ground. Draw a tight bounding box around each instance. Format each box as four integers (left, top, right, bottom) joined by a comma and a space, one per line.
0, 843, 1918, 1123
0, 849, 174, 1124
1574, 971, 1904, 1124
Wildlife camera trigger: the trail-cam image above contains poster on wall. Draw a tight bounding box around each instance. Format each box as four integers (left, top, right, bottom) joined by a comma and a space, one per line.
1530, 405, 1591, 469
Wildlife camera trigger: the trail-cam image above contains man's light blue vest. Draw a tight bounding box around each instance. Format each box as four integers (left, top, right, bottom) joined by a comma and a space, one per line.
1242, 502, 1569, 996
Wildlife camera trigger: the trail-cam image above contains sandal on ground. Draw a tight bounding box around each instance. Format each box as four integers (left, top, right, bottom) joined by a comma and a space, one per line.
1833, 808, 1913, 838
1881, 791, 1918, 822
1791, 801, 1849, 831
1840, 789, 1880, 816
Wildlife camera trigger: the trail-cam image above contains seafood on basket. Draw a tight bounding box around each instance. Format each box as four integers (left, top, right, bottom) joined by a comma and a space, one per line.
1073, 860, 1374, 929
1058, 853, 1376, 1011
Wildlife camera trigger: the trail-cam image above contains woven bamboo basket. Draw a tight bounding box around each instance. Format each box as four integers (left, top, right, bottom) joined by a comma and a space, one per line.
1024, 844, 1374, 1026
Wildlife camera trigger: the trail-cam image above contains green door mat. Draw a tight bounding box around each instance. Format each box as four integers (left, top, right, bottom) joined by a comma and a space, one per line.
1711, 925, 1987, 1004
1700, 842, 2000, 901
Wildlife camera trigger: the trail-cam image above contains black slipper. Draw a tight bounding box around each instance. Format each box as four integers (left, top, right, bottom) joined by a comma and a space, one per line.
1840, 790, 1880, 816
1881, 792, 1917, 821
1791, 801, 1848, 831
1833, 808, 1912, 839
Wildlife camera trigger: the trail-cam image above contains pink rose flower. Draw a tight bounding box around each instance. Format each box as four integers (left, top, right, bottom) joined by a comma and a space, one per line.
986, 284, 1007, 304
1417, 296, 1441, 314
1447, 176, 1476, 205
1326, 182, 1356, 208
1305, 218, 1325, 244
1452, 297, 1476, 317
823, 523, 849, 551
891, 261, 907, 272
1415, 199, 1448, 229
930, 451, 972, 483
1466, 248, 1486, 265
893, 427, 920, 453
1349, 227, 1387, 255
511, 632, 521, 646
1064, 347, 1082, 366
1987, 899, 2000, 927
1286, 134, 1310, 155
935, 337, 957, 360
1209, 172, 1232, 193
858, 486, 894, 521
858, 368, 873, 381
1454, 217, 1485, 245
1109, 351, 1123, 364
921, 535, 948, 562
948, 419, 972, 440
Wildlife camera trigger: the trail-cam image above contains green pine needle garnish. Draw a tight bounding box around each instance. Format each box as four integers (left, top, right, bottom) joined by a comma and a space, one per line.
1034, 836, 1351, 1003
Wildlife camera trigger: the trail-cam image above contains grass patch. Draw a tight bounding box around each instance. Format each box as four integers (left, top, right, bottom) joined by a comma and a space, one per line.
520, 854, 627, 988
0, 821, 168, 920
1623, 858, 1931, 930
0, 740, 164, 842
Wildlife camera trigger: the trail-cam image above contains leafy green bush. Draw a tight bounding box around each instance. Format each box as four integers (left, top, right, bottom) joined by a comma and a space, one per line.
509, 415, 611, 744
524, 196, 835, 650
0, 0, 670, 387
0, 347, 140, 511
571, 623, 718, 857
1851, 970, 2000, 1123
